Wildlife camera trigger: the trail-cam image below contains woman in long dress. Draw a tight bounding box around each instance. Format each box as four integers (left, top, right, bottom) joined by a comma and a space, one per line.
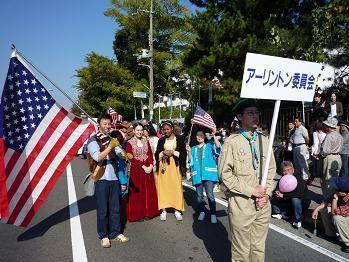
155, 121, 186, 221
125, 123, 159, 221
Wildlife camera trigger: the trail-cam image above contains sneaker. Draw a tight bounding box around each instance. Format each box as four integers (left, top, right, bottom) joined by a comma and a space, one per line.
101, 237, 111, 248
174, 211, 183, 221
198, 212, 205, 221
160, 210, 167, 221
292, 222, 302, 229
211, 214, 217, 224
110, 234, 129, 243
213, 184, 221, 192
302, 173, 309, 181
272, 214, 283, 219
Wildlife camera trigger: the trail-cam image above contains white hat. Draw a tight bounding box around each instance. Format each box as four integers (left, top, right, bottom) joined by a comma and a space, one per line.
323, 117, 338, 129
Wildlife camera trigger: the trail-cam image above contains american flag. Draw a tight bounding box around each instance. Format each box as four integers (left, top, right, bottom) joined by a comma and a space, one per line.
107, 106, 122, 126
192, 106, 216, 130
0, 55, 95, 227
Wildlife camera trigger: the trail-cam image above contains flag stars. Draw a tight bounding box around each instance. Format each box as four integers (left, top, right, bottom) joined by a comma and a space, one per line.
4, 105, 9, 111
7, 74, 13, 81
15, 81, 21, 87
12, 111, 17, 116
41, 88, 45, 93
20, 108, 25, 113
35, 97, 39, 102
11, 102, 16, 108
15, 72, 19, 77
14, 119, 18, 125
44, 104, 49, 109
17, 90, 22, 96
23, 125, 28, 131
9, 139, 14, 145
21, 116, 27, 122
26, 97, 32, 103
23, 79, 29, 85
17, 136, 22, 141
15, 127, 20, 133
29, 114, 34, 120
36, 105, 41, 110
31, 79, 37, 85
33, 88, 38, 93
9, 84, 14, 90
22, 70, 27, 76
8, 131, 13, 136
37, 113, 43, 119
13, 61, 18, 67
24, 133, 29, 139
18, 99, 24, 105
5, 115, 10, 120
25, 88, 31, 94
42, 96, 48, 101
19, 144, 24, 150
31, 123, 36, 128
6, 123, 11, 128
28, 106, 33, 111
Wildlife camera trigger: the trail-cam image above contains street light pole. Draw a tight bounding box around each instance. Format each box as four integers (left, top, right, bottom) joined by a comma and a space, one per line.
149, 0, 154, 121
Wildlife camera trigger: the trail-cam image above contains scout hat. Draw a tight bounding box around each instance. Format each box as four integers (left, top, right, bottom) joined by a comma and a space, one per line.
329, 177, 349, 192
232, 98, 258, 114
339, 120, 349, 130
323, 117, 338, 129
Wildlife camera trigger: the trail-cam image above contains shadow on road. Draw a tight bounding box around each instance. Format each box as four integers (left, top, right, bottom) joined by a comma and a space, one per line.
17, 196, 96, 241
184, 188, 231, 262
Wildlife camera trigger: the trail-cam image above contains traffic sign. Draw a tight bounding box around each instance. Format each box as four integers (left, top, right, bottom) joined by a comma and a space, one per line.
133, 92, 147, 98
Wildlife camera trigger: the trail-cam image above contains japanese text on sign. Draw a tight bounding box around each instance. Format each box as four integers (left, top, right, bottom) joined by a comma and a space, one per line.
241, 53, 322, 102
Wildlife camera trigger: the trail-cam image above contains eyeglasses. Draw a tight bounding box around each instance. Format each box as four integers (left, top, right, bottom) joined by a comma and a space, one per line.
242, 111, 261, 117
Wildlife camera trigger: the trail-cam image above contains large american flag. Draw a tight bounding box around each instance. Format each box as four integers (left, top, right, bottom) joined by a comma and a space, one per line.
0, 54, 95, 227
107, 106, 122, 126
192, 106, 216, 130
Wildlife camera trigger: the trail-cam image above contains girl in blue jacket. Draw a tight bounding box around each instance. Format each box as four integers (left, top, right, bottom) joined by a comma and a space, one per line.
186, 129, 221, 223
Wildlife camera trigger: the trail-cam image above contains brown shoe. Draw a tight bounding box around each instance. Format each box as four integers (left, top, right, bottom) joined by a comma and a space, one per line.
110, 234, 129, 243
101, 237, 111, 248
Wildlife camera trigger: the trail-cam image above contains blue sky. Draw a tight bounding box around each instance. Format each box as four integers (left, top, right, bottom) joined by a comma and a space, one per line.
0, 0, 199, 109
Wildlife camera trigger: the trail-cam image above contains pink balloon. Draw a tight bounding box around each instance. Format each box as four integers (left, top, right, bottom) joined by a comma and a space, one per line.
279, 175, 297, 193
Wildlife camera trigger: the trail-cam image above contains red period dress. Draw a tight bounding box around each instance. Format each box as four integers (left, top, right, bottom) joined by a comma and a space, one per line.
126, 137, 160, 221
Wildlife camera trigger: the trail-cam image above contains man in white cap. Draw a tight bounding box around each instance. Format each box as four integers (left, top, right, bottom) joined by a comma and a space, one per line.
320, 117, 343, 200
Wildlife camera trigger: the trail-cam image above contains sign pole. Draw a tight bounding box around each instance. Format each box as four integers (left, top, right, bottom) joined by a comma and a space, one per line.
261, 100, 281, 187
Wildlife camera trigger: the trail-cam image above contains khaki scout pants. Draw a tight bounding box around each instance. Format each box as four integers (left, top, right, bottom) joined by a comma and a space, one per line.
228, 196, 271, 262
320, 207, 349, 246
321, 155, 341, 200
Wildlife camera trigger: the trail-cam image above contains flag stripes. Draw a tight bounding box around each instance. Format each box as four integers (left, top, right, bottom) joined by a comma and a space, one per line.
2, 105, 94, 226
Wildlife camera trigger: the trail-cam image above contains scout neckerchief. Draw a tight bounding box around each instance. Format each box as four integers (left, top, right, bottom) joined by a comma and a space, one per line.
240, 129, 259, 170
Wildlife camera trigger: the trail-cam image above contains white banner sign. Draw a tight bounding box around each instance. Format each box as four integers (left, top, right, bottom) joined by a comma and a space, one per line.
133, 91, 147, 98
241, 53, 322, 102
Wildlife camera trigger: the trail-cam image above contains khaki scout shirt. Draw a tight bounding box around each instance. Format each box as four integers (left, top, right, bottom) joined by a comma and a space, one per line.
219, 131, 276, 198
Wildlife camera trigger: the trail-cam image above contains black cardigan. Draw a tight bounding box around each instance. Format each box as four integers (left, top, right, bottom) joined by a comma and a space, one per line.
155, 135, 187, 173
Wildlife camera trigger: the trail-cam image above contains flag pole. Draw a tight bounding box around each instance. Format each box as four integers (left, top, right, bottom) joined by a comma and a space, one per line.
9, 45, 133, 160
11, 44, 98, 127
187, 122, 194, 145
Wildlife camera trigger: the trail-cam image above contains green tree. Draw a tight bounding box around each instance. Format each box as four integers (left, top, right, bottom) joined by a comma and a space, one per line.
184, 0, 343, 123
75, 52, 144, 118
104, 0, 193, 95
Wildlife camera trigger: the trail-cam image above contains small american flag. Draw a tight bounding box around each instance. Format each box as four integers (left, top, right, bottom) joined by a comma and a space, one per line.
192, 106, 216, 130
1, 54, 95, 226
107, 106, 122, 126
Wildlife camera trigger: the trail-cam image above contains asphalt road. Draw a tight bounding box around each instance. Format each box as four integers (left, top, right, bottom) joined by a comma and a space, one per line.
1, 156, 349, 262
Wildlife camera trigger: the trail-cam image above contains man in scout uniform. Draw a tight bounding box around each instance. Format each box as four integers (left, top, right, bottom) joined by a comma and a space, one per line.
219, 99, 276, 262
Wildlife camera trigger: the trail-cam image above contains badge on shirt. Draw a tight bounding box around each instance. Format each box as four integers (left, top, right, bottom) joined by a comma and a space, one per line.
239, 148, 245, 156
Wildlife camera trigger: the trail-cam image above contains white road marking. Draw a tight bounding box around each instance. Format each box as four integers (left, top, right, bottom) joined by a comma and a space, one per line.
182, 181, 349, 262
67, 164, 88, 262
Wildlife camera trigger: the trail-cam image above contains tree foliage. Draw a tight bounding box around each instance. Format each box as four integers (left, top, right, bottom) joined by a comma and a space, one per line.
105, 0, 194, 95
75, 52, 144, 118
184, 0, 348, 123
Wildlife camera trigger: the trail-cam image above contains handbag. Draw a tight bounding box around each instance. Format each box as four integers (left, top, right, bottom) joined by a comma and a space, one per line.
83, 173, 95, 197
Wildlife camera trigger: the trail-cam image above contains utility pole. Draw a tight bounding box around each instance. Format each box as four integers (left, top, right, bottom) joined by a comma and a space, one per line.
149, 0, 154, 121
